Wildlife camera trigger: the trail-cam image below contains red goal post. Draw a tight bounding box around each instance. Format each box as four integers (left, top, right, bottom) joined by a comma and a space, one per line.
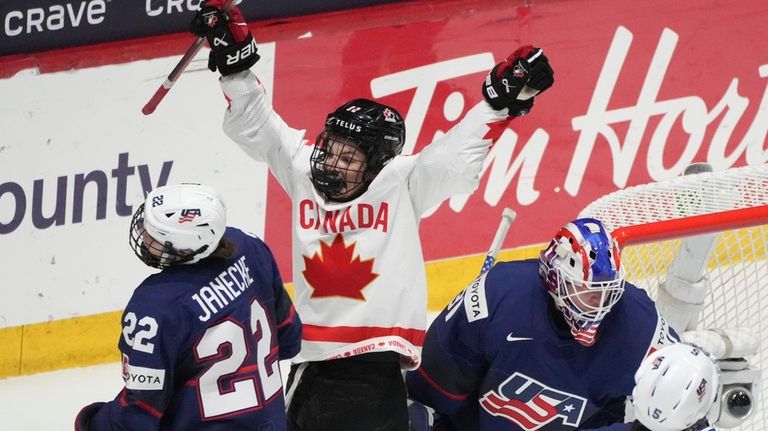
611, 205, 768, 249
579, 163, 768, 430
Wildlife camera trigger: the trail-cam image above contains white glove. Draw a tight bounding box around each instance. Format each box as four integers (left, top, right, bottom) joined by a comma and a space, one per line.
681, 327, 758, 360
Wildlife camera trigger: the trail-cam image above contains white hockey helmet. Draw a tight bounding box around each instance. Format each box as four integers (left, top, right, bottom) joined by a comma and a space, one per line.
129, 183, 227, 269
633, 343, 720, 431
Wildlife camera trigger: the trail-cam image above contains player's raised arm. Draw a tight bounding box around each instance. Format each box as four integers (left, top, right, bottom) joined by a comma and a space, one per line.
192, 0, 305, 193
407, 46, 554, 216
188, 0, 259, 76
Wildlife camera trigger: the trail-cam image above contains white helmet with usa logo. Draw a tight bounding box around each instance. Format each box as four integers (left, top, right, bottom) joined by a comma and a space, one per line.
538, 217, 625, 346
633, 343, 720, 431
129, 183, 227, 269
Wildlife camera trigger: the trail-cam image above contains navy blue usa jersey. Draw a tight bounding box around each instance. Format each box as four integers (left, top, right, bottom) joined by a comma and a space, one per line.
80, 227, 302, 430
406, 260, 677, 431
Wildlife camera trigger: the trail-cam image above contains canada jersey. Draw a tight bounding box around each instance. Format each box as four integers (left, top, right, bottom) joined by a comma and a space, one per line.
84, 228, 302, 430
406, 260, 678, 431
220, 70, 509, 369
287, 155, 429, 368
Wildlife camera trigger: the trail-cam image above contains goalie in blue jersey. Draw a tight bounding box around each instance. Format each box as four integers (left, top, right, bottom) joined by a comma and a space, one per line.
406, 217, 680, 431
76, 183, 302, 430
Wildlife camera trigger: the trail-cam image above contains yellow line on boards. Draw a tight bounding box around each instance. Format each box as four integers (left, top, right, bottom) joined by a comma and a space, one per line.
425, 244, 543, 311
0, 245, 544, 379
0, 311, 124, 379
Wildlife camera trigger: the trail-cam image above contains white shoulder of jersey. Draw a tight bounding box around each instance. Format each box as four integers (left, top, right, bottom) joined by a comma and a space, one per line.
220, 70, 307, 192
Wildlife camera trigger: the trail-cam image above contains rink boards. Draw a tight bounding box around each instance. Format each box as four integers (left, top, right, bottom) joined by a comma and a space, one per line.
1, 0, 768, 377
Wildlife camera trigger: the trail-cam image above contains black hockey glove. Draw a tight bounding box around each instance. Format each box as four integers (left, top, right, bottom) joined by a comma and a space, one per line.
482, 45, 554, 117
189, 0, 259, 76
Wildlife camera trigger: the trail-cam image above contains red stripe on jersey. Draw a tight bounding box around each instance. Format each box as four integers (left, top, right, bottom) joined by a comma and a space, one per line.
119, 388, 163, 418
277, 305, 296, 329
416, 367, 470, 401
302, 324, 425, 346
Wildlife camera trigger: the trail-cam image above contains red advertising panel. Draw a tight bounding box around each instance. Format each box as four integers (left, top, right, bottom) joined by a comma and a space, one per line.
256, 0, 768, 279
2, 0, 766, 282
1, 0, 767, 379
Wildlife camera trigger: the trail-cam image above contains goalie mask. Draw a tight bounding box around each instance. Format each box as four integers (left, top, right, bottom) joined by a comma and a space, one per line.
539, 218, 625, 346
310, 98, 405, 202
633, 343, 720, 431
129, 183, 227, 269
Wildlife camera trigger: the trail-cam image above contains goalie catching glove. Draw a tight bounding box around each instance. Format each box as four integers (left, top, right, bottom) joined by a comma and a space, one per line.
190, 0, 259, 76
482, 45, 554, 117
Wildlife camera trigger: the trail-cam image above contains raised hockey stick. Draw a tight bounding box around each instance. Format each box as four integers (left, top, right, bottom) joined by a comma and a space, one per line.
141, 0, 235, 115
479, 207, 517, 275
444, 207, 517, 321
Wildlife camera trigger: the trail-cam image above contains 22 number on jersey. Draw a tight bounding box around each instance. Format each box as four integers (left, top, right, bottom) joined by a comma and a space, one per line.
121, 299, 280, 418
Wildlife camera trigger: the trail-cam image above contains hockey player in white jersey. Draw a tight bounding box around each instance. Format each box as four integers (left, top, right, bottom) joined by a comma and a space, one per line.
191, 1, 554, 429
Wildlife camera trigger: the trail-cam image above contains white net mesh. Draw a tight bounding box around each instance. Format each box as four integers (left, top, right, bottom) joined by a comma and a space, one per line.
579, 163, 768, 430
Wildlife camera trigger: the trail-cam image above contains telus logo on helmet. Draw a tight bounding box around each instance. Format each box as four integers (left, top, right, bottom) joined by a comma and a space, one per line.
327, 117, 362, 133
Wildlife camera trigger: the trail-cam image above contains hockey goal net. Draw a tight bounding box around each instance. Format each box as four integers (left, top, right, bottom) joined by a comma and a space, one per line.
579, 163, 768, 430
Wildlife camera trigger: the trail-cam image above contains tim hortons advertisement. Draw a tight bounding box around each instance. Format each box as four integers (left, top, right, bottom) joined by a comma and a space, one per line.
0, 0, 767, 374
257, 0, 768, 282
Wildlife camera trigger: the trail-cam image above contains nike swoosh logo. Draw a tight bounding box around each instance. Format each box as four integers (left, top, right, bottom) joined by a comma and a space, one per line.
507, 333, 534, 342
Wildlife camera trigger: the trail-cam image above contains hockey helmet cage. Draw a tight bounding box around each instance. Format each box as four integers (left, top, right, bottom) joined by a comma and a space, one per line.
539, 218, 625, 346
310, 99, 405, 201
129, 183, 227, 269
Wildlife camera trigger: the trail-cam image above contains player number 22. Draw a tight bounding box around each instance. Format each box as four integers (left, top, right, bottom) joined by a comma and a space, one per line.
122, 312, 158, 354
195, 299, 281, 418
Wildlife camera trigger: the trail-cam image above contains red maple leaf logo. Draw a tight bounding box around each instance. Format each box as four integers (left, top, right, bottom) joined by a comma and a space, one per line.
302, 234, 379, 300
